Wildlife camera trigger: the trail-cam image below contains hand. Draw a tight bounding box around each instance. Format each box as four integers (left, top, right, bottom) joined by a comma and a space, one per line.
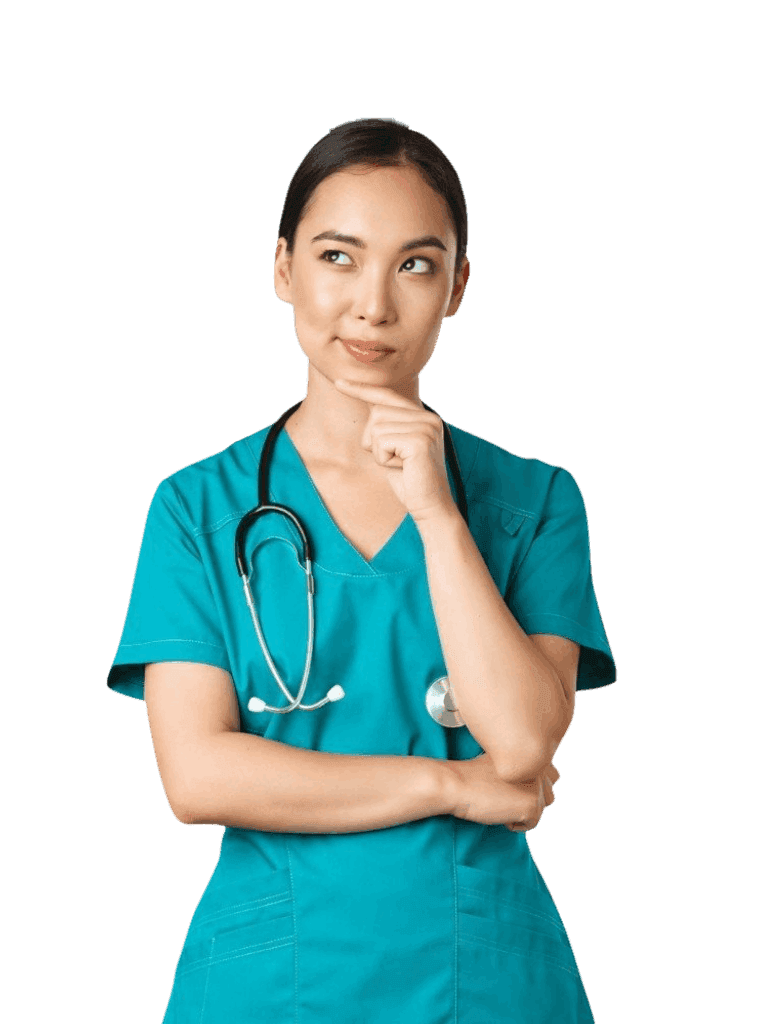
504, 762, 560, 833
333, 379, 458, 523
445, 753, 560, 833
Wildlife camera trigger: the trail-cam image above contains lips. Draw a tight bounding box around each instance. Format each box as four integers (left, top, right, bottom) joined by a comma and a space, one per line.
340, 340, 393, 364
341, 338, 393, 353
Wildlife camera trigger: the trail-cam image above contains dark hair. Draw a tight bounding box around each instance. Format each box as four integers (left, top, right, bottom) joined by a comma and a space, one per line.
278, 118, 468, 279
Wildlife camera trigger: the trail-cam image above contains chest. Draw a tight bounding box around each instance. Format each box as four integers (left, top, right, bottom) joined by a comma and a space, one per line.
301, 462, 409, 564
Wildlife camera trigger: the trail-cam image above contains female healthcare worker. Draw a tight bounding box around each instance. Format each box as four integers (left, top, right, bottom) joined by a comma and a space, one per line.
108, 118, 616, 1023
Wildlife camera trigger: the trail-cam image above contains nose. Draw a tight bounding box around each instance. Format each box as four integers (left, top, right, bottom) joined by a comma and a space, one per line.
352, 267, 398, 326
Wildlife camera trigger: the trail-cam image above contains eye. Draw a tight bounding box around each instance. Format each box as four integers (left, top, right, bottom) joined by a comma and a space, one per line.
401, 256, 435, 275
320, 249, 353, 266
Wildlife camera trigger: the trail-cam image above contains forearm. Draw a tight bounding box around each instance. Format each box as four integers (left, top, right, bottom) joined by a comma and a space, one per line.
180, 731, 454, 833
416, 509, 568, 782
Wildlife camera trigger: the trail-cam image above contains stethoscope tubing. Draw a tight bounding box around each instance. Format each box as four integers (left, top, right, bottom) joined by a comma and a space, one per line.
234, 399, 467, 715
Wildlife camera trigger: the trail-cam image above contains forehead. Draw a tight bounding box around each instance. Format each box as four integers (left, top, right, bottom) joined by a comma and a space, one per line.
297, 164, 456, 249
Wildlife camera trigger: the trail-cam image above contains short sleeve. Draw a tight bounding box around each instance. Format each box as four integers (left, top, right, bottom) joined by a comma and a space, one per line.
107, 478, 231, 701
505, 468, 616, 691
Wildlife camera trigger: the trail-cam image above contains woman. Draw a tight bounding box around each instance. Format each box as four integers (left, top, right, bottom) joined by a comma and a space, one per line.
108, 118, 616, 1023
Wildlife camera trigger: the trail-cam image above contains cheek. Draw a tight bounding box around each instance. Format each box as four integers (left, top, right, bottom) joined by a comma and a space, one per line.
292, 273, 341, 323
410, 286, 450, 328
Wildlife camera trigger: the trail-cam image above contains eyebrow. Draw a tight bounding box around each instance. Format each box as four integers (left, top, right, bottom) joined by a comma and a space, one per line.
310, 230, 447, 253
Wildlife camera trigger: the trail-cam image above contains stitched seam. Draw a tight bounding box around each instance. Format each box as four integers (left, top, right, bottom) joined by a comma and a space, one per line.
457, 887, 563, 931
192, 529, 426, 579
196, 892, 291, 927
507, 495, 586, 591
186, 482, 535, 538
179, 936, 294, 975
174, 957, 209, 978
242, 435, 260, 470
183, 430, 468, 574
208, 936, 294, 965
312, 561, 424, 579
165, 479, 202, 548
519, 613, 608, 645
191, 430, 479, 572
459, 933, 577, 976
472, 493, 538, 521
286, 837, 299, 1024
117, 639, 228, 651
199, 943, 212, 1024
192, 508, 426, 579
452, 819, 458, 1024
193, 508, 255, 538
169, 437, 542, 539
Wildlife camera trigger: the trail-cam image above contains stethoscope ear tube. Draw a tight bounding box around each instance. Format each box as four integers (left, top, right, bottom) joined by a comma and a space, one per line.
234, 503, 312, 580
421, 400, 469, 527
235, 400, 308, 579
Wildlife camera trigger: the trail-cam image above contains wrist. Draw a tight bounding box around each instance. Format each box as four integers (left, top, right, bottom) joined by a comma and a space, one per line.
428, 758, 463, 817
413, 504, 465, 543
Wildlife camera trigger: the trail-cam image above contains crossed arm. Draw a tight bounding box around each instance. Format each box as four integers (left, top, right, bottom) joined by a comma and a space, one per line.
415, 508, 579, 784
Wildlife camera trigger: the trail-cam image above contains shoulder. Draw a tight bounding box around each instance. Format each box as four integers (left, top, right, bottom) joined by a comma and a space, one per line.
150, 425, 273, 535
446, 422, 583, 524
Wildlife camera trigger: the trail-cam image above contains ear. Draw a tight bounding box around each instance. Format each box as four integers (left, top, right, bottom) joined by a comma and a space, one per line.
274, 237, 294, 304
445, 257, 470, 318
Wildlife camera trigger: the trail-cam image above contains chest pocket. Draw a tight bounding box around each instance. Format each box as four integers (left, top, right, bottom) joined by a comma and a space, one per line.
501, 510, 525, 536
470, 504, 531, 595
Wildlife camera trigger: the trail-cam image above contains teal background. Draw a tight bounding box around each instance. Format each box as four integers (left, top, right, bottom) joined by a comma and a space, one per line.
8, 4, 758, 1020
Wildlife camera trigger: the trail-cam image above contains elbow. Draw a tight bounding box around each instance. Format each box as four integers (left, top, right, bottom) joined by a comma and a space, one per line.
496, 703, 574, 784
166, 737, 228, 825
495, 742, 554, 785
169, 791, 197, 825
170, 766, 222, 825
166, 774, 204, 825
175, 805, 197, 825
160, 748, 216, 825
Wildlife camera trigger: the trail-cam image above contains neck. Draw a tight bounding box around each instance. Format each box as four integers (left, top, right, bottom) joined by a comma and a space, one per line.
285, 363, 424, 469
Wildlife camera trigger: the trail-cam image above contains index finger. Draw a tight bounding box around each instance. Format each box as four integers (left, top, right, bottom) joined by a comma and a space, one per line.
334, 379, 422, 411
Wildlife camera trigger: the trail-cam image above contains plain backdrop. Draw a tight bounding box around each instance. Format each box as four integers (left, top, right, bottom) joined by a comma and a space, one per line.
2, 2, 761, 1021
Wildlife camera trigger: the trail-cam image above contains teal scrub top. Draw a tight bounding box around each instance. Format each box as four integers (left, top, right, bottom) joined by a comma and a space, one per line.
108, 419, 616, 1024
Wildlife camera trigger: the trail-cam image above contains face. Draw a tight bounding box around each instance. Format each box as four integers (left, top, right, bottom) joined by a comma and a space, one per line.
274, 163, 469, 392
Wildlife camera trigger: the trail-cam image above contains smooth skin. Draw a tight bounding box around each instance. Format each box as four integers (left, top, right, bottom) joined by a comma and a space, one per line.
273, 162, 568, 830
449, 754, 560, 832
273, 162, 467, 467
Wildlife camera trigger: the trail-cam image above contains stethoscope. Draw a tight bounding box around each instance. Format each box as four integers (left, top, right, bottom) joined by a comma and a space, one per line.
234, 400, 469, 728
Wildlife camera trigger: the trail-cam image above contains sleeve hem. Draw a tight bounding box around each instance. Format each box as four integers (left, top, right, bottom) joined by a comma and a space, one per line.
107, 639, 232, 701
519, 612, 607, 648
517, 612, 616, 692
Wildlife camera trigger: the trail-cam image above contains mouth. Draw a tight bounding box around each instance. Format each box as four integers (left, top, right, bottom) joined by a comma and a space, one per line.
341, 338, 394, 353
340, 339, 394, 364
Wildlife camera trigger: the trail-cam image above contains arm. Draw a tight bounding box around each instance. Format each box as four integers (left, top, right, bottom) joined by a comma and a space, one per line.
416, 510, 577, 783
144, 661, 454, 833
188, 736, 451, 833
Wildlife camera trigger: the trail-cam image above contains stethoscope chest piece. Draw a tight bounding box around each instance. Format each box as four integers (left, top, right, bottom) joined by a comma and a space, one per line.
425, 676, 465, 728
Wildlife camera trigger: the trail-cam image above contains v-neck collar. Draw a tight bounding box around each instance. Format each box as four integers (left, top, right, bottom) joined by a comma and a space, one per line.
276, 426, 423, 576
